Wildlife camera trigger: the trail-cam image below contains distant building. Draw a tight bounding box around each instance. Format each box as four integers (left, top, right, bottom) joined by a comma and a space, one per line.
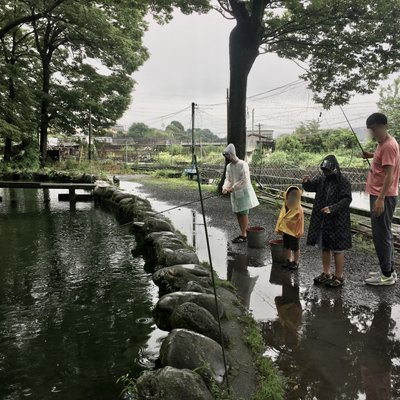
47, 138, 80, 161
106, 124, 127, 136
94, 137, 113, 143
246, 129, 275, 158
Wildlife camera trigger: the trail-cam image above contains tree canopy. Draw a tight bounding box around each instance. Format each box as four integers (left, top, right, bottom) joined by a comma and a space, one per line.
212, 0, 400, 159
126, 120, 224, 143
276, 120, 358, 153
0, 0, 210, 163
378, 76, 400, 141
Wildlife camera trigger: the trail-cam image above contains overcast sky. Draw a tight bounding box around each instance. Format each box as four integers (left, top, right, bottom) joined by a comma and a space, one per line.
118, 9, 392, 137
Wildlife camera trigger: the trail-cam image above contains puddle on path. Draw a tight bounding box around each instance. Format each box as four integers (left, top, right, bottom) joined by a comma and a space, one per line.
121, 179, 400, 400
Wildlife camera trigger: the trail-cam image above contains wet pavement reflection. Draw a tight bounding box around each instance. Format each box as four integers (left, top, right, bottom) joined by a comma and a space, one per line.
123, 178, 400, 400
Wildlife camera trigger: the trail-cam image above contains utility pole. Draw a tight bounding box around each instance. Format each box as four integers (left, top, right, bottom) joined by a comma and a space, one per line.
191, 102, 196, 164
258, 123, 263, 148
226, 88, 229, 139
88, 106, 92, 161
252, 109, 255, 136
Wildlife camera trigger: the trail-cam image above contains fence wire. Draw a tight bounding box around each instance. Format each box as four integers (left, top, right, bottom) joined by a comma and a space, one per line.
197, 164, 369, 191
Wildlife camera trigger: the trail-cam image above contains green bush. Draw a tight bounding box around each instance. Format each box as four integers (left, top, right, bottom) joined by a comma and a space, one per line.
275, 135, 303, 152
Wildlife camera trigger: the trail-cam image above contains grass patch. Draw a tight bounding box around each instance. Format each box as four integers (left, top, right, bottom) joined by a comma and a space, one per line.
352, 233, 375, 253
151, 169, 184, 179
116, 373, 137, 398
141, 175, 218, 193
241, 314, 286, 400
209, 379, 241, 400
215, 278, 236, 291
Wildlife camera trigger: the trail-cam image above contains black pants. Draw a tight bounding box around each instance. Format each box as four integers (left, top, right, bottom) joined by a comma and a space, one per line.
283, 233, 300, 251
370, 195, 397, 276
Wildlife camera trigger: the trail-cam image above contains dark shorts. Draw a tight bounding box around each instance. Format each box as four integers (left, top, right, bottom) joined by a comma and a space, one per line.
283, 233, 300, 251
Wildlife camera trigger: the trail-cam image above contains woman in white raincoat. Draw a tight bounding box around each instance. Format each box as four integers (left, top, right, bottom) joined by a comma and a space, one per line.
222, 143, 259, 243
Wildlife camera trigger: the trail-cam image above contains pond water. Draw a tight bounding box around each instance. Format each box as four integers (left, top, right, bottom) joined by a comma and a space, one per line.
0, 188, 162, 400
121, 178, 400, 400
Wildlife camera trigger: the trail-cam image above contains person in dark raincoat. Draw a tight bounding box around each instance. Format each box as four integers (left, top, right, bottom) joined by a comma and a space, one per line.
302, 155, 352, 287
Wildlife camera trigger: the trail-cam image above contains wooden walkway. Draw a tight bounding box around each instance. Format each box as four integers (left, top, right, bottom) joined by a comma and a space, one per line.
0, 181, 95, 203
0, 181, 95, 189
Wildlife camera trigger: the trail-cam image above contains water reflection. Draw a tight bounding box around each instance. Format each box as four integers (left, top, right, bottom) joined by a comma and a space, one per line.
0, 188, 158, 400
262, 264, 400, 400
227, 251, 259, 309
224, 232, 400, 398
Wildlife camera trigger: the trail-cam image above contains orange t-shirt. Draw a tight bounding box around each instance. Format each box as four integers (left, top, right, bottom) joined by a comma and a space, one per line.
366, 135, 400, 196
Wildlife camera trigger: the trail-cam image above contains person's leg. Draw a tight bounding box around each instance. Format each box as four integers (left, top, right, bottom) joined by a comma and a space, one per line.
370, 196, 396, 277
314, 250, 332, 284
334, 252, 344, 279
289, 237, 300, 270
293, 249, 300, 263
322, 250, 331, 275
236, 213, 249, 237
282, 234, 292, 266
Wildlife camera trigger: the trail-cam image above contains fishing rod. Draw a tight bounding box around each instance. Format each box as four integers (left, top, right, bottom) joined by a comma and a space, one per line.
120, 193, 222, 227
193, 153, 230, 393
190, 101, 230, 392
339, 105, 371, 167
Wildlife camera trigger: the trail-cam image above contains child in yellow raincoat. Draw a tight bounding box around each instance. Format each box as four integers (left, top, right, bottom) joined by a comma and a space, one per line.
275, 186, 304, 270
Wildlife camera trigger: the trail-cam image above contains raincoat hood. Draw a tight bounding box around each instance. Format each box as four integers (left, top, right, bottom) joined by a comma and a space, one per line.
283, 186, 302, 207
223, 143, 239, 162
320, 154, 341, 176
275, 186, 304, 238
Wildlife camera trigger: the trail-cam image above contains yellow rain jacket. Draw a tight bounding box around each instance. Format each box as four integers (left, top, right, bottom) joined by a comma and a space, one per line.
275, 186, 304, 238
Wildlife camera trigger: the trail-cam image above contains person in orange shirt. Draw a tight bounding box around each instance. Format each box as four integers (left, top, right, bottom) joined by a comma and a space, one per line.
275, 186, 304, 270
363, 113, 400, 286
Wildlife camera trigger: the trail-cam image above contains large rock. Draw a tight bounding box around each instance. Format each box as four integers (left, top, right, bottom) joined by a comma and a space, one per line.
181, 280, 208, 293
111, 191, 134, 203
145, 231, 184, 250
160, 248, 200, 267
136, 366, 213, 400
160, 329, 227, 383
170, 302, 229, 346
152, 264, 211, 293
153, 291, 224, 331
143, 217, 174, 234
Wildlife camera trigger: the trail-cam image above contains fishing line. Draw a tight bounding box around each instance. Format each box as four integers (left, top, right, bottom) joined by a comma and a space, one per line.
339, 105, 371, 168
119, 193, 222, 227
154, 193, 221, 214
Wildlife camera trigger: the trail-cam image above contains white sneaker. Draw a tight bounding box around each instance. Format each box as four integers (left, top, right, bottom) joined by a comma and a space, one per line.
368, 271, 398, 281
365, 274, 396, 286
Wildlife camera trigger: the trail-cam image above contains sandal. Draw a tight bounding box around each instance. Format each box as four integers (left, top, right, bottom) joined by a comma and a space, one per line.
288, 262, 299, 271
313, 272, 333, 285
232, 235, 247, 244
325, 276, 345, 288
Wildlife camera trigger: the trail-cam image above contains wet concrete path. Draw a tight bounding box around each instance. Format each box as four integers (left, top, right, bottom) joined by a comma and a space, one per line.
120, 176, 400, 400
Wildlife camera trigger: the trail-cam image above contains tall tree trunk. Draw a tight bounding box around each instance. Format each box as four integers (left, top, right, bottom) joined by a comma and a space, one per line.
218, 20, 260, 193
228, 22, 259, 160
39, 58, 51, 164
4, 72, 16, 162
4, 137, 12, 161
